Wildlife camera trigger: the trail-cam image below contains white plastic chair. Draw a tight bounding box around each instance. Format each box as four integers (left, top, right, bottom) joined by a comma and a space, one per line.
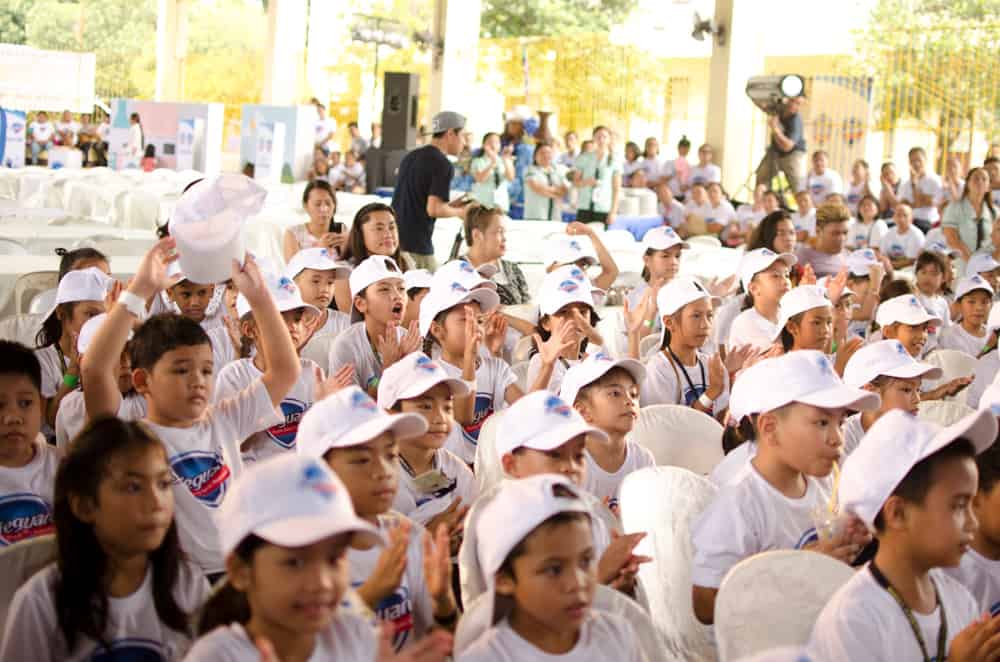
715, 550, 855, 661
13, 272, 59, 315
512, 335, 534, 363
922, 349, 978, 402
511, 361, 529, 392
687, 234, 723, 249
0, 313, 44, 345
917, 399, 975, 427
619, 466, 717, 661
0, 534, 56, 636
639, 333, 661, 362
122, 190, 163, 230
27, 288, 57, 315
454, 585, 664, 658
300, 333, 337, 375
473, 409, 505, 493
628, 405, 725, 474
0, 238, 27, 255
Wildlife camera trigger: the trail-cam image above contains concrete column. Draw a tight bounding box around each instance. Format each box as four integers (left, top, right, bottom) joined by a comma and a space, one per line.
262, 0, 308, 105
428, 0, 482, 117
705, 0, 765, 196
155, 0, 188, 101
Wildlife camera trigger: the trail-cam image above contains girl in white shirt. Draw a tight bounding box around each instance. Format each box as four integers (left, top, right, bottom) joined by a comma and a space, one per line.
845, 159, 873, 215
791, 189, 817, 242
915, 250, 952, 349
847, 194, 889, 250
1, 418, 210, 662
727, 249, 795, 353
939, 275, 994, 357
624, 225, 686, 354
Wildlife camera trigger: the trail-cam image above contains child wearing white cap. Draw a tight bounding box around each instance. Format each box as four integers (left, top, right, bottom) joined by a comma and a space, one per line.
844, 248, 885, 340
457, 475, 646, 662
559, 352, 652, 508
876, 293, 942, 359
54, 313, 146, 449
727, 248, 796, 353
939, 275, 995, 358
286, 246, 352, 340
80, 239, 303, 575
624, 225, 689, 342
966, 252, 1000, 293
420, 274, 523, 464
841, 339, 942, 457
641, 277, 732, 418
378, 352, 478, 534
775, 285, 835, 356
328, 255, 421, 398
546, 223, 619, 292
402, 268, 433, 330
297, 386, 460, 652
214, 273, 330, 464
185, 453, 451, 661
692, 351, 879, 624
808, 409, 1000, 662
943, 440, 1000, 617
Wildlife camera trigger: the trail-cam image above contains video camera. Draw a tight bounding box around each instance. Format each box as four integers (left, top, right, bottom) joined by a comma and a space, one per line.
745, 75, 805, 115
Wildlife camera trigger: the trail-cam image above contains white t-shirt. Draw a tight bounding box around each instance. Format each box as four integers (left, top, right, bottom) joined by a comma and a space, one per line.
806, 169, 844, 203
808, 565, 979, 662
900, 173, 944, 223
639, 157, 665, 184
29, 121, 54, 142
185, 617, 376, 662
328, 322, 405, 392
214, 357, 320, 464
56, 390, 147, 450
736, 205, 766, 230
726, 308, 779, 353
206, 325, 239, 378
845, 182, 868, 214
457, 611, 645, 662
660, 199, 686, 228
842, 412, 867, 458
97, 122, 110, 142
684, 200, 713, 223
847, 218, 890, 250
640, 349, 730, 413
347, 512, 434, 652
582, 442, 655, 510
0, 440, 60, 547
34, 344, 66, 399
393, 447, 478, 526
690, 164, 722, 186
1, 562, 208, 662
314, 117, 338, 148
54, 120, 79, 145
706, 200, 737, 227
712, 296, 743, 350
332, 162, 365, 188
439, 357, 517, 464
315, 310, 351, 337
526, 354, 580, 394
879, 226, 926, 261
944, 548, 1000, 616
692, 464, 831, 588
938, 323, 987, 358
791, 208, 817, 237
144, 379, 282, 573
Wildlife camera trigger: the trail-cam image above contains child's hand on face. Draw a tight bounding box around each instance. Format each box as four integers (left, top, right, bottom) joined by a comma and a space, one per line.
597, 531, 652, 587
130, 237, 181, 299
359, 520, 411, 608
378, 321, 421, 370
314, 364, 355, 400
947, 612, 1000, 662
533, 317, 578, 366
483, 311, 507, 357
377, 626, 452, 662
824, 267, 849, 305
399, 320, 422, 356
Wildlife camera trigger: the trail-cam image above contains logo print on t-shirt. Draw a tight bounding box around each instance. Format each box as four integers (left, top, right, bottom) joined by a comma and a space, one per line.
267, 398, 307, 449
377, 586, 415, 651
458, 261, 475, 274
990, 600, 1000, 618
461, 394, 496, 446
0, 493, 54, 546
170, 451, 231, 508
90, 637, 167, 661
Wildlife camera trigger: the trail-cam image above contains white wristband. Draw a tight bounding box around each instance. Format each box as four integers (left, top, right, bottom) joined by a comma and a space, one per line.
697, 392, 714, 409
118, 290, 147, 321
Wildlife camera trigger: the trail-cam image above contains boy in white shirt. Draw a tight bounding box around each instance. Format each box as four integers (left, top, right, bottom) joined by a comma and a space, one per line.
28, 111, 54, 164
809, 409, 1000, 661
559, 352, 653, 510
806, 150, 844, 204
286, 247, 352, 340
880, 203, 926, 270
899, 146, 944, 232
940, 275, 994, 358
329, 255, 421, 397
691, 351, 879, 624
689, 143, 722, 186
841, 340, 942, 456
791, 189, 817, 242
80, 239, 302, 576
458, 475, 647, 662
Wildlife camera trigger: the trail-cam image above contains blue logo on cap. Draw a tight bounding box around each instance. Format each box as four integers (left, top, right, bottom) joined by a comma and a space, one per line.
91, 638, 167, 661
567, 267, 586, 282
300, 462, 337, 500
893, 341, 908, 355
558, 280, 580, 293
0, 494, 54, 546
414, 355, 440, 372
815, 355, 834, 377
593, 352, 613, 362
267, 398, 307, 449
544, 395, 572, 418
569, 239, 582, 251
663, 227, 677, 237
170, 451, 231, 508
351, 390, 378, 412
863, 249, 875, 260
450, 281, 468, 293
276, 276, 297, 295
761, 248, 775, 256
908, 296, 920, 307
458, 261, 474, 273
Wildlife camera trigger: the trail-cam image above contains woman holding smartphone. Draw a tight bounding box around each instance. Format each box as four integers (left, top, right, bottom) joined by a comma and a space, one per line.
282, 179, 348, 261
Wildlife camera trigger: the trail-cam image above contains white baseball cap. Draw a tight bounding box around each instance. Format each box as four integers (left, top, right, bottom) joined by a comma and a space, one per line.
418, 279, 501, 337
840, 408, 997, 531
642, 225, 689, 252
46, 266, 111, 324
403, 268, 434, 291
728, 350, 880, 423
842, 339, 942, 388
549, 234, 598, 267
285, 247, 352, 280
376, 352, 471, 410
774, 285, 832, 340
846, 248, 879, 277
965, 252, 1000, 277
432, 259, 498, 291
297, 386, 428, 457
496, 390, 608, 460
476, 474, 591, 584
875, 294, 941, 328
739, 248, 797, 292
537, 265, 602, 317
348, 255, 404, 322
656, 276, 719, 318
236, 273, 320, 322
954, 274, 995, 301
558, 351, 646, 405
76, 312, 133, 355
219, 453, 382, 557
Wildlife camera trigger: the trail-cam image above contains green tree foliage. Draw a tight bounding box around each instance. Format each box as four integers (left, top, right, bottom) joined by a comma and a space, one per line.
480, 0, 638, 38
0, 0, 36, 44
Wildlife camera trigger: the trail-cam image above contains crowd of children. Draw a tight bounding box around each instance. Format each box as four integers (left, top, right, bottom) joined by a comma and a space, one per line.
4, 158, 1000, 662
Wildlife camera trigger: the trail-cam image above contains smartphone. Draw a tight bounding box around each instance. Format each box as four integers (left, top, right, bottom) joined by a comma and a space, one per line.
330, 222, 345, 234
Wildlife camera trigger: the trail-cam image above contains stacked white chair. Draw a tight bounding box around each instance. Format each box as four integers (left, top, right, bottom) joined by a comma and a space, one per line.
628, 405, 724, 474
917, 399, 975, 427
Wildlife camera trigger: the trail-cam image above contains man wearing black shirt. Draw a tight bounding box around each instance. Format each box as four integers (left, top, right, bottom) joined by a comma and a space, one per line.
392, 110, 470, 270
755, 95, 807, 194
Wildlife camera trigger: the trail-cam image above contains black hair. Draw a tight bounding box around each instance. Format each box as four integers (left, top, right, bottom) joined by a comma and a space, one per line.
722, 414, 757, 454
977, 439, 1000, 494
407, 287, 428, 301
747, 210, 793, 252
144, 144, 155, 159
53, 417, 189, 649
342, 202, 406, 268
916, 251, 947, 278
678, 135, 691, 150
0, 340, 42, 391
879, 278, 915, 301
35, 302, 79, 349
575, 366, 637, 404
196, 534, 266, 634
181, 178, 204, 195
301, 180, 339, 233
129, 314, 212, 372
874, 438, 976, 531
962, 167, 997, 218
56, 247, 109, 282
779, 311, 806, 352
422, 307, 451, 356
624, 141, 640, 161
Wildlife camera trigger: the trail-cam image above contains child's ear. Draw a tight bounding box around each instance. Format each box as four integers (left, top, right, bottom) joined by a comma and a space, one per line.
69, 493, 97, 524
757, 411, 779, 444
495, 570, 516, 597
353, 295, 367, 316
574, 400, 595, 423
881, 495, 909, 532
861, 383, 879, 394
239, 319, 256, 340
131, 367, 151, 395
500, 452, 518, 478
226, 554, 253, 592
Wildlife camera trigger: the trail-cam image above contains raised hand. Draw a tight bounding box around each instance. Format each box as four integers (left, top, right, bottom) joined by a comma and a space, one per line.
358, 520, 410, 610
799, 263, 817, 286
424, 497, 469, 557
825, 267, 849, 305
315, 364, 355, 400
399, 320, 422, 357
597, 531, 652, 587
707, 273, 738, 298
129, 237, 181, 299
377, 627, 452, 662
947, 613, 1000, 662
483, 311, 507, 357
833, 336, 864, 377
723, 343, 760, 375
230, 253, 269, 304
103, 278, 123, 313
422, 524, 458, 620
463, 306, 483, 368
533, 317, 577, 366
706, 353, 725, 401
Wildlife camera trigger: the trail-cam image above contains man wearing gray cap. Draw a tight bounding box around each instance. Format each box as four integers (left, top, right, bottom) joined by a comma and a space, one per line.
391, 110, 471, 270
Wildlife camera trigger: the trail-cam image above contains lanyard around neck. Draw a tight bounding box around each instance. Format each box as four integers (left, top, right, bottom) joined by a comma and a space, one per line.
666, 346, 706, 398
869, 562, 947, 662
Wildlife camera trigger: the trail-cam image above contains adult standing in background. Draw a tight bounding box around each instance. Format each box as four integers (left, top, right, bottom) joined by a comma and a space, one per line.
348, 121, 369, 155
391, 111, 470, 271
523, 142, 569, 221
470, 132, 515, 211
314, 102, 337, 154
942, 167, 996, 263
127, 113, 144, 167
755, 95, 807, 193
573, 125, 621, 226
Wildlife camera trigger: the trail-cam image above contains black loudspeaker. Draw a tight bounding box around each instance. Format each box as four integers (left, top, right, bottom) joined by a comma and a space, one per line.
364, 147, 410, 190
381, 72, 419, 151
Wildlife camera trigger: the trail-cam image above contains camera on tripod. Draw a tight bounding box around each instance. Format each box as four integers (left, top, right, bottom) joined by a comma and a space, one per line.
745, 75, 805, 115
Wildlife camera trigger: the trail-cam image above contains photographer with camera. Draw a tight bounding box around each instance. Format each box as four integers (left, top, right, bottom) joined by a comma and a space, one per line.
755, 95, 807, 194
